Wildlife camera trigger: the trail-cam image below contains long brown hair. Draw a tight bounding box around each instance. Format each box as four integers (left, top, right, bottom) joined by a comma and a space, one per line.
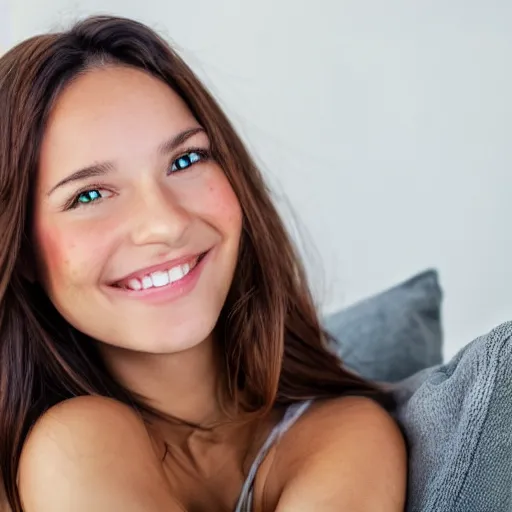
0, 15, 390, 510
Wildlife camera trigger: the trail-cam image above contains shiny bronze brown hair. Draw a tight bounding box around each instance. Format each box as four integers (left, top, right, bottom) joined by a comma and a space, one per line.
0, 15, 391, 510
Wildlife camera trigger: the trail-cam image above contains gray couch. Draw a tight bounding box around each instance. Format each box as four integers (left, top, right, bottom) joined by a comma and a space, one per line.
325, 270, 512, 512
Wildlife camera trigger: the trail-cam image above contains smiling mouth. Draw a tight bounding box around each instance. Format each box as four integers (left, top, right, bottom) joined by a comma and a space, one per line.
113, 252, 208, 291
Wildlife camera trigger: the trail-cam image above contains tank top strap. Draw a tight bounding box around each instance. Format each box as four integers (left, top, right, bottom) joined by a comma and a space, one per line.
234, 400, 313, 512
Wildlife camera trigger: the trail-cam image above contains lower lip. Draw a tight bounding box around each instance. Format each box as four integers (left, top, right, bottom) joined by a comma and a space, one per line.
107, 250, 211, 304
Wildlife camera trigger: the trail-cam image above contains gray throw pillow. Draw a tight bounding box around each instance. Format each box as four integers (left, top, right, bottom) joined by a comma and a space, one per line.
324, 269, 443, 382
392, 321, 512, 512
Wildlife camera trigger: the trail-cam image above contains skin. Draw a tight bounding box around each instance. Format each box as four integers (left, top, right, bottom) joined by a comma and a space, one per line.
17, 66, 406, 511
33, 65, 242, 424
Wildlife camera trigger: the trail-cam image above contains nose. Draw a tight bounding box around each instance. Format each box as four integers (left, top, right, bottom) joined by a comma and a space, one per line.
129, 184, 191, 248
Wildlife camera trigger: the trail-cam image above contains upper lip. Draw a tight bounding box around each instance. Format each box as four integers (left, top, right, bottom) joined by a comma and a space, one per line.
110, 251, 207, 285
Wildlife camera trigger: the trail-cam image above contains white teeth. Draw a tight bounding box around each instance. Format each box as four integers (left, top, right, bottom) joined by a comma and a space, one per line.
168, 265, 184, 283
122, 257, 200, 291
151, 271, 169, 288
127, 278, 142, 291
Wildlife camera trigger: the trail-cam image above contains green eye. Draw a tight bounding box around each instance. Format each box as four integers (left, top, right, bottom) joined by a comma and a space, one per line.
77, 189, 102, 204
66, 188, 111, 211
170, 150, 205, 173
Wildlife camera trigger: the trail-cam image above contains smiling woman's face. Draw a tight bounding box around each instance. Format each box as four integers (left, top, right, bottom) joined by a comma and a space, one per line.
33, 65, 243, 354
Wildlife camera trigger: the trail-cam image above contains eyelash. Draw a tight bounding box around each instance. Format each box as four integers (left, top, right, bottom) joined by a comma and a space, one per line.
169, 148, 210, 173
65, 183, 109, 210
65, 148, 210, 210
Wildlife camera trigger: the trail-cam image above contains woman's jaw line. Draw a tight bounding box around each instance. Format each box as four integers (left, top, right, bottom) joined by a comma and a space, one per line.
100, 332, 230, 427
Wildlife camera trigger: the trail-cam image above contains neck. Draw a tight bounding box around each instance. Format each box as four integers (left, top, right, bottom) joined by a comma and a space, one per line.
99, 335, 227, 426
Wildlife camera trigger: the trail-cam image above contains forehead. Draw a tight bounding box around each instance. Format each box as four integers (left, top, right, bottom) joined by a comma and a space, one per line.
38, 66, 198, 186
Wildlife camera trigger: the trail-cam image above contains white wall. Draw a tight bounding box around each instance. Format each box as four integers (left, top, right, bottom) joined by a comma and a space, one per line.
4, 1, 512, 358
0, 0, 10, 53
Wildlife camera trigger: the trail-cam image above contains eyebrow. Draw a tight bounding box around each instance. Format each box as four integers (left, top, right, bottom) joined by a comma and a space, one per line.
158, 126, 205, 155
47, 126, 206, 196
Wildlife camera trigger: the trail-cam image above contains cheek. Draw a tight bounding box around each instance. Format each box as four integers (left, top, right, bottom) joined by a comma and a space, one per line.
34, 220, 108, 291
36, 226, 74, 283
202, 170, 243, 234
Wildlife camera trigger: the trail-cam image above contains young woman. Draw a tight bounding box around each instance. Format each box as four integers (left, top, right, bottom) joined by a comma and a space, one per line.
0, 15, 406, 512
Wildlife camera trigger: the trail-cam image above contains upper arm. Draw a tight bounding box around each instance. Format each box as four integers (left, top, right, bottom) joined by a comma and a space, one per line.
273, 397, 407, 512
18, 396, 182, 512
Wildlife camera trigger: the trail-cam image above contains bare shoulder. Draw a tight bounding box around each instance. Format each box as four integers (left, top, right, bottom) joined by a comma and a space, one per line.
19, 396, 181, 512
296, 395, 404, 443
24, 394, 148, 438
268, 396, 407, 512
20, 396, 154, 472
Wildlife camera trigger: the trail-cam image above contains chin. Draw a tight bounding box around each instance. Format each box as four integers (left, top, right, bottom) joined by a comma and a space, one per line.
124, 319, 217, 356
141, 336, 207, 355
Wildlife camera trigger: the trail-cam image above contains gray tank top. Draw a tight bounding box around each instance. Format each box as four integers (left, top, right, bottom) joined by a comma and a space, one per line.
233, 400, 313, 512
